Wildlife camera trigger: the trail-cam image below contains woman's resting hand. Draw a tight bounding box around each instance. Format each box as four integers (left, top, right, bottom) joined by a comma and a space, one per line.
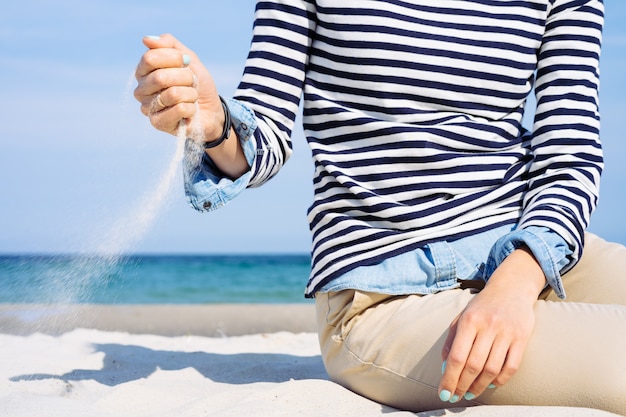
439, 247, 547, 403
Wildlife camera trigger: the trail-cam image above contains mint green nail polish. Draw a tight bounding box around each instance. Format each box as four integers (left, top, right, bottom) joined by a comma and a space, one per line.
450, 394, 460, 403
488, 384, 497, 389
182, 54, 191, 66
464, 392, 476, 401
146, 35, 161, 40
441, 360, 447, 375
439, 390, 452, 402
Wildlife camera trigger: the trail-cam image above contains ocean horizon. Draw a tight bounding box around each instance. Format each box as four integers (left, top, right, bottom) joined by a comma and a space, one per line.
0, 254, 313, 305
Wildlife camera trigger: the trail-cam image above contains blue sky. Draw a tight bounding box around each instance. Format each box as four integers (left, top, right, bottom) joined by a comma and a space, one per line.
0, 1, 624, 255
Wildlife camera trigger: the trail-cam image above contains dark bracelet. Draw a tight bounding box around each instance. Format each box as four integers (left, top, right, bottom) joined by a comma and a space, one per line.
203, 96, 232, 149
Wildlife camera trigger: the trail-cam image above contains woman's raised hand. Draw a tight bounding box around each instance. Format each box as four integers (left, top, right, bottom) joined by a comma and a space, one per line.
134, 34, 224, 141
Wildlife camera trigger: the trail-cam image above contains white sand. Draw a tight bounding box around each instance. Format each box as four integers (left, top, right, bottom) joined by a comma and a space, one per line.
0, 327, 621, 417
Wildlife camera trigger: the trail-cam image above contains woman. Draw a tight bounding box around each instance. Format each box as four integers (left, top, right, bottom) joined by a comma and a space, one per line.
134, 1, 626, 414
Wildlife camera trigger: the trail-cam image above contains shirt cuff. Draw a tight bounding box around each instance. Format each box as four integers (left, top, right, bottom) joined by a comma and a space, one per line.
183, 98, 258, 213
485, 226, 573, 299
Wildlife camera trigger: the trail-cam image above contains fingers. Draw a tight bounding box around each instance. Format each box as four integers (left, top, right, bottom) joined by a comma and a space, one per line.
440, 336, 501, 402
135, 34, 194, 101
439, 323, 527, 404
136, 34, 194, 77
457, 336, 507, 400
136, 71, 197, 115
136, 47, 190, 79
439, 319, 480, 403
141, 86, 199, 116
148, 102, 197, 134
439, 307, 506, 403
491, 340, 525, 387
139, 86, 199, 135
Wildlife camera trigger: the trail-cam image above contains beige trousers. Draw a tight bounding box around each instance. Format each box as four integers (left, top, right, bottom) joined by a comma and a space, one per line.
315, 233, 626, 415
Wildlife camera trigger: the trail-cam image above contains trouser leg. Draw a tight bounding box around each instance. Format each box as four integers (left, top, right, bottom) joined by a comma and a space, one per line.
316, 289, 471, 412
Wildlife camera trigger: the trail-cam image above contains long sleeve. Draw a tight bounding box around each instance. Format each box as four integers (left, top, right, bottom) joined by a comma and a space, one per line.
234, 0, 317, 188
184, 0, 316, 212
517, 0, 604, 270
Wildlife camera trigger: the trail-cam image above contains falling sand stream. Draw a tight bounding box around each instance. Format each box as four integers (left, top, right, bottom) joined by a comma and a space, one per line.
8, 104, 207, 334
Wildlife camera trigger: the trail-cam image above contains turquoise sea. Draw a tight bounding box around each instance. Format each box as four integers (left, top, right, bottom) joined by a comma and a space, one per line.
0, 254, 313, 304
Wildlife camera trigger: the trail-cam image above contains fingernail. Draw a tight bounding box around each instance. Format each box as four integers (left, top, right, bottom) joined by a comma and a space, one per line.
450, 394, 460, 403
182, 54, 191, 66
488, 384, 497, 389
145, 35, 161, 40
464, 392, 476, 401
441, 360, 447, 375
439, 390, 452, 402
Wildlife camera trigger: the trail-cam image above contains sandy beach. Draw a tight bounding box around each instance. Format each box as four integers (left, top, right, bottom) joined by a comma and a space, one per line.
0, 304, 621, 417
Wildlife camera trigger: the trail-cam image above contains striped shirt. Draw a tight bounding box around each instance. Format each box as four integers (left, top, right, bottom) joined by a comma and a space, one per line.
230, 0, 604, 297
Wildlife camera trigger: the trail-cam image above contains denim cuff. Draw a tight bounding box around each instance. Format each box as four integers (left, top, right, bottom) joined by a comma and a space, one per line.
485, 226, 573, 299
183, 98, 258, 213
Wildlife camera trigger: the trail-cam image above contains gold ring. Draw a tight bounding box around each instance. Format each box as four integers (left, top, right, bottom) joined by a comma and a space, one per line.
155, 93, 166, 109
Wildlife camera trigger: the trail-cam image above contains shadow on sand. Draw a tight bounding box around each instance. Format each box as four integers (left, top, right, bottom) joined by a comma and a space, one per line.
11, 343, 328, 386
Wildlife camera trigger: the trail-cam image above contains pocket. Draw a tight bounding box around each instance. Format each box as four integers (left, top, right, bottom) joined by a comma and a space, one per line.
344, 290, 400, 337
320, 290, 357, 329
318, 290, 403, 341
315, 290, 358, 348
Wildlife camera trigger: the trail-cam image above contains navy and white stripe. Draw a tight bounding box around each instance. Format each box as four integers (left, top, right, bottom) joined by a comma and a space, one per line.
233, 0, 604, 296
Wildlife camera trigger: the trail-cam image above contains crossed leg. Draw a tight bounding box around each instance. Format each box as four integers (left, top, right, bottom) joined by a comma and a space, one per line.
316, 234, 626, 415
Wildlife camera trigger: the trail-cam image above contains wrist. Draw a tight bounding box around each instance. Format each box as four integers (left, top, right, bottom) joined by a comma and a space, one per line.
487, 247, 547, 299
202, 96, 231, 148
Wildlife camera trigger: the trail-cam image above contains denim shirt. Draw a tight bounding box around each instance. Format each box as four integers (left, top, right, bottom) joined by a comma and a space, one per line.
184, 99, 573, 299
319, 224, 572, 299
